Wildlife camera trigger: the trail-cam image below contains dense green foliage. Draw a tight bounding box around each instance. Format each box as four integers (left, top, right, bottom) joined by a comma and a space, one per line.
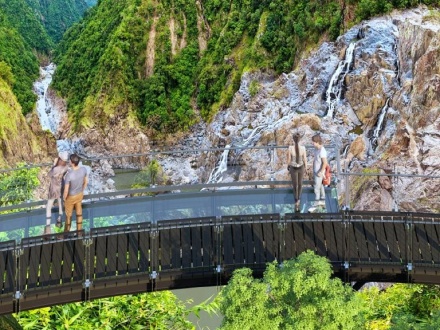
0, 0, 89, 115
16, 290, 217, 329
218, 251, 440, 329
24, 0, 89, 43
0, 163, 40, 208
0, 10, 39, 114
360, 284, 440, 329
52, 0, 440, 135
0, 0, 53, 52
219, 250, 366, 329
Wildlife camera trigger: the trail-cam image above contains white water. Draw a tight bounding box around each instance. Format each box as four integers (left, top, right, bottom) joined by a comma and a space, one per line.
206, 125, 267, 184
33, 64, 100, 194
370, 98, 390, 151
34, 63, 61, 135
206, 145, 230, 184
33, 63, 83, 155
325, 42, 356, 118
372, 98, 389, 140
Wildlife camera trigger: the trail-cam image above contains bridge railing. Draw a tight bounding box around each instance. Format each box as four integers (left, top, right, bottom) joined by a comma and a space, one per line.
0, 143, 342, 212
1, 210, 440, 315
0, 185, 340, 241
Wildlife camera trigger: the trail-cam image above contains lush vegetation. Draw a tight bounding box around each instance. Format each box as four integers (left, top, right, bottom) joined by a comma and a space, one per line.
217, 251, 440, 329
51, 0, 440, 135
133, 159, 168, 188
218, 250, 365, 329
0, 0, 90, 115
0, 163, 40, 207
24, 0, 90, 43
0, 0, 53, 53
16, 290, 217, 329
0, 10, 39, 114
360, 283, 440, 329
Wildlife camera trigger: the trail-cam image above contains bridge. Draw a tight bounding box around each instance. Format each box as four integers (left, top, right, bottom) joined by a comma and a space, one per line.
1, 145, 439, 315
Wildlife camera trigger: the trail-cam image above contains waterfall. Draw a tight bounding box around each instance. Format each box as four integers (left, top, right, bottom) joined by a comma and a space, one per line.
34, 63, 60, 135
206, 125, 267, 184
325, 42, 356, 119
33, 63, 84, 155
206, 145, 230, 184
370, 98, 390, 151
240, 125, 266, 147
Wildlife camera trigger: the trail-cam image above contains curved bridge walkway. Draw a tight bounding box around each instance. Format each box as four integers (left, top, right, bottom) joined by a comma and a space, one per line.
1, 184, 440, 315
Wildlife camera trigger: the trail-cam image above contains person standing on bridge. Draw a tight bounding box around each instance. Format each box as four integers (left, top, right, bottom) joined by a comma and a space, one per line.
287, 132, 308, 212
63, 154, 88, 233
44, 151, 69, 234
312, 134, 328, 206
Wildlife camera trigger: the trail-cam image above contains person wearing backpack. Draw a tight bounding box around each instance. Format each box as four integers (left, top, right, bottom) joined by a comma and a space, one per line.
287, 132, 308, 212
312, 134, 328, 206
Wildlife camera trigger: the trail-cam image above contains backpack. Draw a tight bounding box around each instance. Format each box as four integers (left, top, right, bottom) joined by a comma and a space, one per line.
322, 164, 331, 186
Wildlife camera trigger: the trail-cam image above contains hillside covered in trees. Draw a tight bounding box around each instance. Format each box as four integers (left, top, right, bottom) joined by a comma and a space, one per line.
0, 0, 93, 166
52, 0, 439, 135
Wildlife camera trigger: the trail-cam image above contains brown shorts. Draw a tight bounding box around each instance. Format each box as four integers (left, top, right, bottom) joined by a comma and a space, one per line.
64, 192, 84, 218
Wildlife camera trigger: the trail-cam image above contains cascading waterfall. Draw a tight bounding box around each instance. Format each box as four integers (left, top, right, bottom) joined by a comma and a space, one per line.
206, 146, 230, 184
33, 63, 83, 155
34, 64, 59, 135
370, 98, 390, 151
325, 42, 356, 119
206, 125, 266, 184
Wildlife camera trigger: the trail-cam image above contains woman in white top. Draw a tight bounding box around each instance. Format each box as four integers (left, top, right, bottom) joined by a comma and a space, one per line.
287, 133, 308, 212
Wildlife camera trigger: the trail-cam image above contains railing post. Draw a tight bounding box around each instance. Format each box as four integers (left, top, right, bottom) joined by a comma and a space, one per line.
149, 223, 159, 290
405, 212, 413, 282
278, 215, 286, 262
82, 235, 93, 302
341, 209, 350, 283
12, 244, 23, 313
214, 216, 223, 285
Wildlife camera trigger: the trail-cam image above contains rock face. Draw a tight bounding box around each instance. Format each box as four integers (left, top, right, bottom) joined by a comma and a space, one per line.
194, 7, 440, 212
54, 7, 439, 212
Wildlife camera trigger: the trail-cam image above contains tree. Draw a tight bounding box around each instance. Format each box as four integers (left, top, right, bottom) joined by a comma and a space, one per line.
218, 250, 366, 329
359, 283, 440, 329
132, 159, 168, 192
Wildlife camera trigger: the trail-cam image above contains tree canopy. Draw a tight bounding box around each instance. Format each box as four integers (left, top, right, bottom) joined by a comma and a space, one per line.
218, 250, 366, 329
51, 0, 440, 135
